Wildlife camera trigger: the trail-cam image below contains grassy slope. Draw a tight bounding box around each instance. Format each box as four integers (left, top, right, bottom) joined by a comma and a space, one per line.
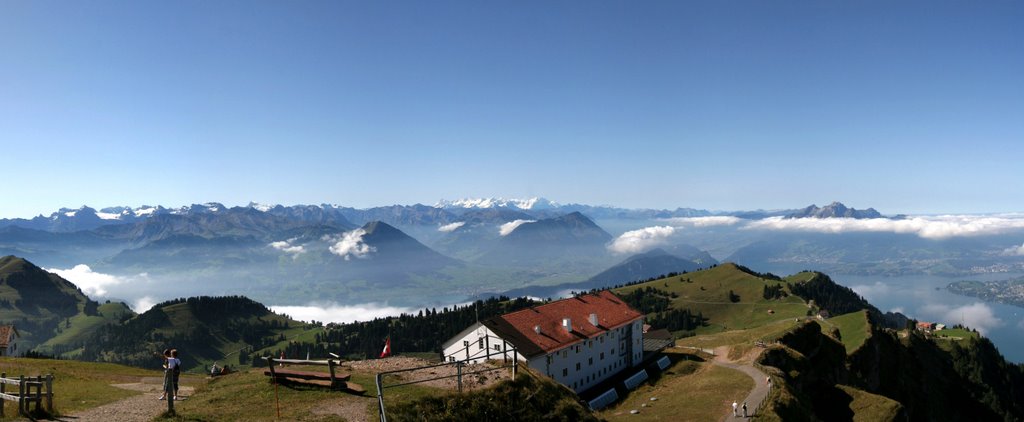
0, 356, 172, 415
613, 263, 810, 333
828, 310, 871, 354
599, 355, 753, 421
836, 385, 905, 422
37, 302, 134, 357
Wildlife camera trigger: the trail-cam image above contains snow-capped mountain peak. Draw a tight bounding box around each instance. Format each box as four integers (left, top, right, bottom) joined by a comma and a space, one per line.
247, 202, 276, 212
434, 197, 557, 210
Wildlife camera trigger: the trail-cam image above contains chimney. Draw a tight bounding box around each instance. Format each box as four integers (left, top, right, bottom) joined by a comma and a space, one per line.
589, 313, 599, 327
562, 318, 572, 332
533, 325, 541, 334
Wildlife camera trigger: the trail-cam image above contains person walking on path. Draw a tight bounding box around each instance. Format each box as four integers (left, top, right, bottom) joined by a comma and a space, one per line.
732, 401, 738, 417
742, 401, 748, 418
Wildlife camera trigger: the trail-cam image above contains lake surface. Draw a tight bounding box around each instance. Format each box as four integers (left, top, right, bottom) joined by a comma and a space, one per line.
833, 273, 1024, 363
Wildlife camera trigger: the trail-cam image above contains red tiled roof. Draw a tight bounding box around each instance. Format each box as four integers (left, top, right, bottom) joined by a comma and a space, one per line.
0, 325, 17, 348
482, 290, 643, 358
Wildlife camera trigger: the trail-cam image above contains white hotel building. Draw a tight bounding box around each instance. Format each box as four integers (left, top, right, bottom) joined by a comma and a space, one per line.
441, 290, 645, 393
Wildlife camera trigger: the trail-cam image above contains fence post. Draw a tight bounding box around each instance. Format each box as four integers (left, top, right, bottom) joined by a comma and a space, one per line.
18, 375, 24, 417
512, 349, 518, 378
457, 362, 463, 393
165, 370, 174, 414
34, 375, 42, 413
46, 374, 53, 414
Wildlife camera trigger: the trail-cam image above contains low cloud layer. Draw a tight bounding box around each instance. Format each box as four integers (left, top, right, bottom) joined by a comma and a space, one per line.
919, 302, 1003, 335
850, 282, 891, 302
269, 239, 306, 256
608, 226, 676, 255
1002, 243, 1024, 256
132, 296, 157, 313
270, 302, 414, 324
744, 215, 1024, 239
328, 229, 376, 260
499, 220, 536, 236
662, 216, 744, 227
438, 222, 465, 233
46, 264, 128, 297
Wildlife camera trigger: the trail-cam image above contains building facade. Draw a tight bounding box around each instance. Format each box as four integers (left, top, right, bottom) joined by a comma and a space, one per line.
441, 291, 644, 393
0, 325, 19, 357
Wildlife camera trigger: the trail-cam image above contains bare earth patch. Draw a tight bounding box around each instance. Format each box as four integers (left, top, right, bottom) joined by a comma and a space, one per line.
345, 356, 512, 391
61, 380, 194, 422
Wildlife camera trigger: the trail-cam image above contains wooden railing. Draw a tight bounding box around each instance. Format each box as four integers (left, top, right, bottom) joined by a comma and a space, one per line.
0, 372, 53, 417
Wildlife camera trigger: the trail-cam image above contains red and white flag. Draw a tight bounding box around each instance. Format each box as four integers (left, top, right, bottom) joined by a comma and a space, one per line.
379, 337, 391, 358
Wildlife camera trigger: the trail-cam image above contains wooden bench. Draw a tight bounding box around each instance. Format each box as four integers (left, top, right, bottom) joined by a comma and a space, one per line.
262, 358, 365, 395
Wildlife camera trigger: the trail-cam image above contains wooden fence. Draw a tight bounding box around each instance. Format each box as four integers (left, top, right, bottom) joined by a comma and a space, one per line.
0, 372, 54, 417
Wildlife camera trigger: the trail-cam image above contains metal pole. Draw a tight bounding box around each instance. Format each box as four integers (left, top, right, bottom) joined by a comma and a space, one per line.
376, 373, 386, 422
1, 371, 5, 417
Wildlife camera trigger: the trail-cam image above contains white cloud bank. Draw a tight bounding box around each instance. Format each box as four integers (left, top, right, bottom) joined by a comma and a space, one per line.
742, 215, 1024, 239
608, 226, 676, 255
499, 220, 536, 236
328, 229, 376, 260
438, 222, 465, 233
270, 302, 414, 324
662, 216, 744, 227
46, 264, 127, 297
849, 281, 891, 302
269, 239, 306, 256
1002, 243, 1024, 256
132, 296, 158, 313
919, 302, 1003, 335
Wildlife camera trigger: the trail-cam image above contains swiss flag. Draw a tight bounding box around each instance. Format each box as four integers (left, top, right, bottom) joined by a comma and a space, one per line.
379, 337, 391, 358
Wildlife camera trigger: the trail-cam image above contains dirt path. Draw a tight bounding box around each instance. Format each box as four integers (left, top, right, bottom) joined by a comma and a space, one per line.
711, 347, 770, 421
57, 380, 195, 422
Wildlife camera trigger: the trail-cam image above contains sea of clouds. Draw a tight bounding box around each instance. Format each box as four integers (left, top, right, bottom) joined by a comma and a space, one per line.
608, 214, 1024, 254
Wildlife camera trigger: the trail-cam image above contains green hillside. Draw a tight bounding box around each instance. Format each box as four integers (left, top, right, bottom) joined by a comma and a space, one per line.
77, 295, 310, 371
828, 310, 871, 354
0, 255, 104, 351
612, 263, 810, 334
36, 301, 134, 357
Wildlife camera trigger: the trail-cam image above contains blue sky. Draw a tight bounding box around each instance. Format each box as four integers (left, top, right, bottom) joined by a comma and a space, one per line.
2, 1, 1022, 218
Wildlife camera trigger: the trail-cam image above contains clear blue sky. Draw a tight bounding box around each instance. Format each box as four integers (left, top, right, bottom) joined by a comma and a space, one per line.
2, 1, 1022, 218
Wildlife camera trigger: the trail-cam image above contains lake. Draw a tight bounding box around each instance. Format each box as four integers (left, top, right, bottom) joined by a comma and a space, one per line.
833, 273, 1024, 363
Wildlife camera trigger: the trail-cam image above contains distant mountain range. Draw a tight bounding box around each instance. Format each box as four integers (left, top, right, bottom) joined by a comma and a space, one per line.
785, 201, 884, 219
4, 199, 1021, 307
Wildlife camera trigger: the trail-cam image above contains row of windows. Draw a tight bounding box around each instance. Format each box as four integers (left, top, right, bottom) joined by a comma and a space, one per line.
568, 359, 625, 390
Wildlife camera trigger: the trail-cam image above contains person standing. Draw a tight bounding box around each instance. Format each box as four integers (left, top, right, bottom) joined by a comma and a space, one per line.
158, 349, 171, 400
732, 401, 738, 416
742, 401, 748, 417
170, 349, 182, 400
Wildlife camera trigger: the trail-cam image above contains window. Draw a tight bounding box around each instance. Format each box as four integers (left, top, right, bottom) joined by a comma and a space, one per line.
449, 356, 455, 362
588, 357, 593, 366
576, 345, 580, 353
493, 344, 500, 351
562, 350, 567, 358
463, 340, 469, 347
576, 363, 581, 371
611, 348, 615, 355
600, 352, 605, 360
479, 338, 484, 350
563, 368, 568, 377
